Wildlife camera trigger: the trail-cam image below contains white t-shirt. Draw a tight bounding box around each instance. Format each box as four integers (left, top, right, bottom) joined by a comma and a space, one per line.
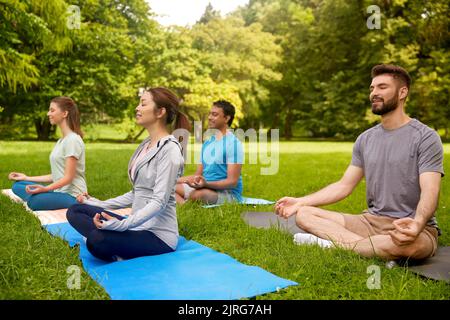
49, 132, 87, 197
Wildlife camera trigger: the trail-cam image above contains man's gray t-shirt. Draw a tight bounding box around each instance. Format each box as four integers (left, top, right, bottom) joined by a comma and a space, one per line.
351, 119, 444, 228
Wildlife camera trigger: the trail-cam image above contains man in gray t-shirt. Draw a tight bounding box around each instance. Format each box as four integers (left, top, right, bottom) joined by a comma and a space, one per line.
275, 64, 444, 261
352, 118, 444, 229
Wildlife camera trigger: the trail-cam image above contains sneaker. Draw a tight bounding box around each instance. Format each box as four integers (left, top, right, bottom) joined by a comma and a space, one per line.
293, 233, 333, 248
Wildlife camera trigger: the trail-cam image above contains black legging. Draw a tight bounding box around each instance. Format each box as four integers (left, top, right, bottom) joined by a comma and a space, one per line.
66, 204, 174, 262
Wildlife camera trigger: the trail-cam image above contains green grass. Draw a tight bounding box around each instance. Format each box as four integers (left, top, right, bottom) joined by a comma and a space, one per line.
0, 141, 449, 300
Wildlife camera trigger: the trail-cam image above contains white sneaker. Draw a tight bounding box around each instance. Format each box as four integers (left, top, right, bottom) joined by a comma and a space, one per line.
293, 233, 333, 248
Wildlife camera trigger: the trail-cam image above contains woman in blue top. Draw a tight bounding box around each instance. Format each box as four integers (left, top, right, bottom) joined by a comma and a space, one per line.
8, 97, 87, 210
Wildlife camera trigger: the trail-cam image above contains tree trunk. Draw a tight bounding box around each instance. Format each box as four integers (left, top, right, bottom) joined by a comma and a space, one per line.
270, 112, 280, 131
125, 127, 145, 143
34, 118, 55, 141
284, 109, 293, 140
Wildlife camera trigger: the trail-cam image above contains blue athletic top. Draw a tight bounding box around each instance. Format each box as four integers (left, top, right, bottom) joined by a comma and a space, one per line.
201, 132, 243, 201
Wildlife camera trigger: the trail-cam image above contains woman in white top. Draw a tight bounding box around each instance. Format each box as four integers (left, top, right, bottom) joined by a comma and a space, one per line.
8, 97, 87, 210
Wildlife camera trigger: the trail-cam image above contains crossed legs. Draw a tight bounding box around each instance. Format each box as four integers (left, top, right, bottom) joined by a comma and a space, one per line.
175, 183, 218, 205
295, 206, 436, 260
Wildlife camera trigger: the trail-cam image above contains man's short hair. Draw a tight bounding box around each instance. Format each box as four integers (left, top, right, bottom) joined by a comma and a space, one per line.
371, 64, 411, 91
213, 100, 235, 126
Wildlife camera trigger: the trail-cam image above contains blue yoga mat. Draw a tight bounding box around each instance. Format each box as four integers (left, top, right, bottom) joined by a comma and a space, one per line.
45, 222, 297, 300
203, 197, 275, 208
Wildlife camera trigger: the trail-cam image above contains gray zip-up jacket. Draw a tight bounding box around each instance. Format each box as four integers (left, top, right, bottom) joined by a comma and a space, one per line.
84, 135, 184, 250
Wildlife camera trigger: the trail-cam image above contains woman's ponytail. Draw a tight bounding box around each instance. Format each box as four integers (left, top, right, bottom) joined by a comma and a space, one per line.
174, 110, 191, 132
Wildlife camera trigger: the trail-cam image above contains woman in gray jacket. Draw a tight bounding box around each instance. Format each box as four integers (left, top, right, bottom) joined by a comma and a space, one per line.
67, 87, 190, 261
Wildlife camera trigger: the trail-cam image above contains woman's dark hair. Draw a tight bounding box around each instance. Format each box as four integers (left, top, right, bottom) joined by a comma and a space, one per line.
213, 100, 235, 126
50, 96, 83, 138
146, 87, 191, 132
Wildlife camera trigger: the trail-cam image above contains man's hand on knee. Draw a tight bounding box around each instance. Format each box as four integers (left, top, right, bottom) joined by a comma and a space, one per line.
178, 176, 195, 185
275, 196, 309, 218
276, 196, 298, 208
187, 176, 207, 189
388, 217, 422, 246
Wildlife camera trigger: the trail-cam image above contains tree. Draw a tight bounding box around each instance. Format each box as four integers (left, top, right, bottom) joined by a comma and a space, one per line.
0, 0, 71, 92
2, 0, 448, 141
142, 18, 281, 130
237, 0, 449, 138
197, 2, 220, 24
0, 0, 162, 140
190, 16, 282, 129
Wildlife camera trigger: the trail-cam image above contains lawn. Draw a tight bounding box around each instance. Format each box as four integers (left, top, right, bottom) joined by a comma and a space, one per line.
0, 141, 449, 300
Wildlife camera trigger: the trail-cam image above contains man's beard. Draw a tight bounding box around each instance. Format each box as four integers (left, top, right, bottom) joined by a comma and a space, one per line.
371, 94, 399, 115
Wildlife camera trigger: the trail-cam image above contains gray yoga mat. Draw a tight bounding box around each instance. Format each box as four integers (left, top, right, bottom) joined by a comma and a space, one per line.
242, 211, 450, 283
241, 211, 305, 235
401, 247, 450, 283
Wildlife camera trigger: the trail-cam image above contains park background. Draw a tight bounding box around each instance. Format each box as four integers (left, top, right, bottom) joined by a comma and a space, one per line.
0, 0, 449, 300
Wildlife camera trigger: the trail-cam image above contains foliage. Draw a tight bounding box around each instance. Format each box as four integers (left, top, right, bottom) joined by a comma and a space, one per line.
0, 0, 160, 140
237, 0, 450, 138
0, 0, 448, 140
